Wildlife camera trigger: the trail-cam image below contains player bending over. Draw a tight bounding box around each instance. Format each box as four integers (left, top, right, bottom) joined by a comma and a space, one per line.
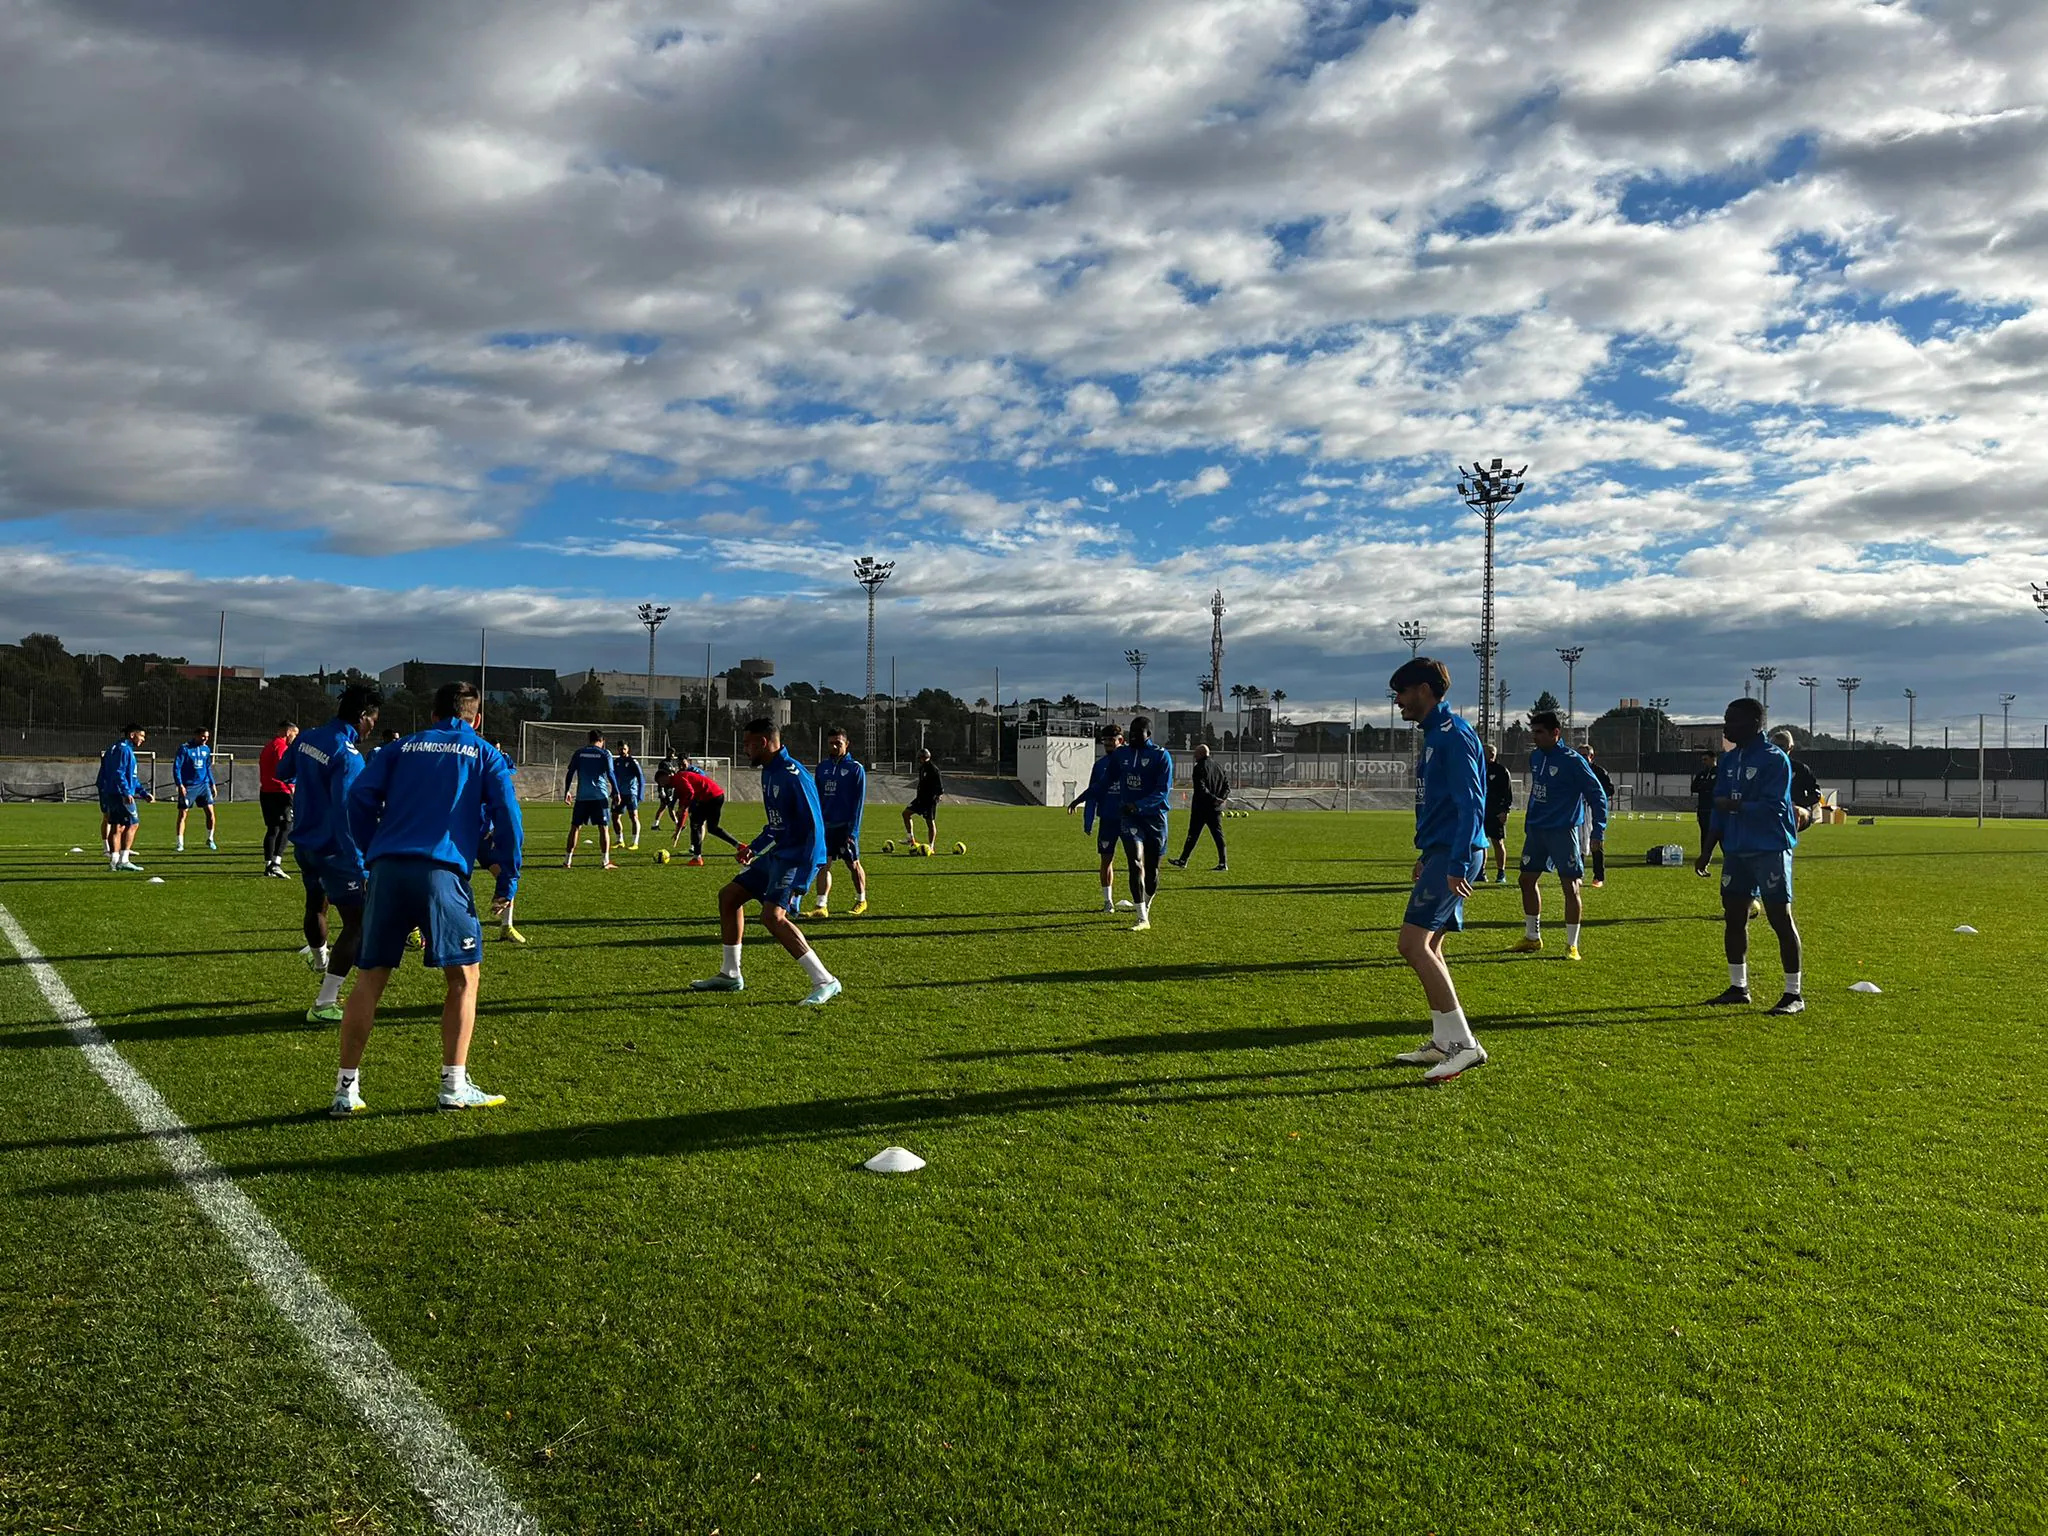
1386, 657, 1490, 1082
285, 686, 380, 1022
96, 724, 153, 872
1697, 698, 1804, 1016
613, 740, 646, 850
689, 719, 841, 1006
1066, 725, 1128, 912
672, 760, 743, 863
562, 729, 617, 870
173, 726, 217, 852
901, 748, 943, 850
1109, 716, 1173, 932
811, 726, 869, 918
650, 751, 680, 830
1511, 710, 1608, 960
331, 680, 524, 1115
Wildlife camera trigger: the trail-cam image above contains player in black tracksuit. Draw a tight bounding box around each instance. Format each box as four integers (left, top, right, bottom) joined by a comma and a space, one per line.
1690, 750, 1719, 859
1484, 743, 1514, 883
1169, 744, 1229, 870
1583, 745, 1616, 884
902, 749, 943, 849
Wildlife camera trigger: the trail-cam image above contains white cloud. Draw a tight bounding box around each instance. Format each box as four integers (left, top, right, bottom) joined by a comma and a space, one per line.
1173, 465, 1233, 498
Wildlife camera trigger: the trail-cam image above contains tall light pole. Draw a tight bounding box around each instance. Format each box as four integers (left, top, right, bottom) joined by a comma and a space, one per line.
1125, 649, 1148, 707
853, 556, 895, 765
1556, 645, 1584, 729
635, 602, 670, 749
1457, 458, 1527, 748
1837, 676, 1861, 743
2032, 582, 2048, 623
1751, 665, 1778, 720
1798, 675, 1819, 738
1398, 620, 1427, 658
1646, 695, 1671, 794
1903, 688, 1917, 749
2000, 692, 2017, 747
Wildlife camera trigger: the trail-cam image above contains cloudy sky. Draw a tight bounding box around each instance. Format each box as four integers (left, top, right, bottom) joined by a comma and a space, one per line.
4, 0, 2047, 737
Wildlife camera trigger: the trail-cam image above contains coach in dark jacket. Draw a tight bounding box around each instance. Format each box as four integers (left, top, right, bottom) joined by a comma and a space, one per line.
1484, 742, 1514, 884
1689, 749, 1718, 857
1169, 744, 1229, 870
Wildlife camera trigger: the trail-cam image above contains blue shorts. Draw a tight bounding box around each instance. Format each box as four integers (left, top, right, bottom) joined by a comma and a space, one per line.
177, 787, 214, 810
1404, 846, 1486, 932
359, 857, 483, 970
1119, 812, 1168, 862
736, 856, 817, 915
1519, 825, 1585, 881
295, 847, 366, 907
1722, 849, 1795, 906
824, 824, 860, 863
100, 794, 138, 828
617, 791, 641, 810
571, 798, 611, 828
1095, 815, 1122, 859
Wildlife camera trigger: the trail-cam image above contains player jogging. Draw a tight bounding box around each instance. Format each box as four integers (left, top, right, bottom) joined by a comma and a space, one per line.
613, 741, 647, 850
172, 727, 217, 852
1066, 725, 1128, 912
332, 680, 524, 1115
1386, 657, 1490, 1083
1483, 742, 1513, 884
1581, 745, 1615, 886
672, 760, 742, 863
1109, 716, 1173, 932
1510, 709, 1609, 961
562, 730, 617, 870
286, 685, 380, 1023
1168, 742, 1229, 871
902, 748, 943, 850
810, 726, 869, 918
96, 724, 153, 872
259, 721, 298, 877
689, 718, 841, 1006
1696, 697, 1804, 1016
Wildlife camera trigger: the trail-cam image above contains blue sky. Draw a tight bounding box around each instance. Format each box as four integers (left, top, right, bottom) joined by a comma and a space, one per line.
3, 0, 2047, 737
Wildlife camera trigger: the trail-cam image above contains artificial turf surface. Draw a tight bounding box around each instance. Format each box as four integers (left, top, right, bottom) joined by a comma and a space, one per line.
1, 801, 2045, 1535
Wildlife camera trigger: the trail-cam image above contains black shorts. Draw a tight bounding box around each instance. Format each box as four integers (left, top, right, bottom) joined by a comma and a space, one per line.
260, 790, 294, 827
690, 794, 725, 826
908, 796, 938, 819
1484, 812, 1508, 846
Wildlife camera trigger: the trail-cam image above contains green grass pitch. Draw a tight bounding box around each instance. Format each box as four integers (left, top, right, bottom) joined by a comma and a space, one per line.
2, 802, 2045, 1534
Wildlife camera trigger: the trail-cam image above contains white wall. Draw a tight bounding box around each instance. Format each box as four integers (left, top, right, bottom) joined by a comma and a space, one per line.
1018, 734, 1098, 807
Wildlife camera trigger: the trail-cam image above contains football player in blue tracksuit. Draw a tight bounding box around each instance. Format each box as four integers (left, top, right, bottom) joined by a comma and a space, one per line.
1107, 715, 1173, 932
333, 680, 525, 1116
172, 726, 217, 852
612, 740, 647, 850
562, 730, 617, 869
285, 685, 380, 1023
1065, 724, 1128, 913
1695, 695, 1804, 1016
1386, 657, 1491, 1082
96, 723, 152, 871
1512, 709, 1610, 960
690, 717, 841, 1006
810, 725, 869, 918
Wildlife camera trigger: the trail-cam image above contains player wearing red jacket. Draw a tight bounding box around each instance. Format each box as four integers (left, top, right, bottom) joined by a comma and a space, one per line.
259, 721, 299, 879
666, 762, 744, 865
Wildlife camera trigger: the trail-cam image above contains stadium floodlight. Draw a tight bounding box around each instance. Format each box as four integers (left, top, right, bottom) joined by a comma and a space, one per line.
1903, 688, 1917, 749
2032, 582, 2048, 622
1837, 676, 1861, 743
636, 602, 670, 746
1556, 646, 1585, 728
1751, 665, 1778, 718
1125, 649, 1148, 707
1457, 457, 1527, 748
2000, 691, 2018, 748
1397, 619, 1428, 658
854, 556, 895, 764
1646, 695, 1671, 763
1798, 675, 1820, 738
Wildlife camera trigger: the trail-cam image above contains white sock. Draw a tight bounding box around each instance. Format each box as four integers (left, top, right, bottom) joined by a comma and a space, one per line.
316, 973, 343, 1007
335, 1068, 359, 1093
1730, 962, 1749, 989
176, 838, 184, 851
797, 948, 834, 986
1136, 900, 1149, 920
721, 943, 743, 977
1566, 923, 1581, 947
1785, 970, 1802, 995
109, 855, 120, 871
1432, 1007, 1477, 1050
1101, 883, 1114, 907
1524, 914, 1540, 940
440, 1064, 466, 1093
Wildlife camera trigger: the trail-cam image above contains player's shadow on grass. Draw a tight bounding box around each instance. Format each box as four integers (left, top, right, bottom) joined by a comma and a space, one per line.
889, 954, 1410, 988
0, 1001, 309, 1050
26, 1064, 1432, 1194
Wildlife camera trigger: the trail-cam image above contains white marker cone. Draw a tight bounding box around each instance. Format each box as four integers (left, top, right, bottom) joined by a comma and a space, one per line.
68, 846, 84, 853
1954, 925, 1978, 935
863, 1146, 925, 1174
147, 876, 166, 884
1849, 980, 1881, 993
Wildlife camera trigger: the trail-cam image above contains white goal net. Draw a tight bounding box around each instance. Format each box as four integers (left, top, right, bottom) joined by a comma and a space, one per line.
517, 721, 648, 771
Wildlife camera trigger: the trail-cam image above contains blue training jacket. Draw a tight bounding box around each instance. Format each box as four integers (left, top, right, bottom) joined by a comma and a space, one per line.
1524, 743, 1609, 835
613, 754, 646, 803
815, 754, 866, 841
565, 745, 614, 801
97, 740, 147, 800
1109, 739, 1174, 819
1414, 701, 1488, 853
1711, 735, 1798, 855
285, 717, 366, 869
749, 746, 827, 870
1077, 752, 1121, 834
347, 716, 524, 882
173, 741, 214, 791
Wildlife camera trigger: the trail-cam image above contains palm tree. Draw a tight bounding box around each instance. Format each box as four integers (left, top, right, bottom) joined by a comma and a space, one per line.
1271, 688, 1287, 717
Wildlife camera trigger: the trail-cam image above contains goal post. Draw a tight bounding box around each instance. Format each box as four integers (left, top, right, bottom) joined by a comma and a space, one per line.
516, 721, 648, 771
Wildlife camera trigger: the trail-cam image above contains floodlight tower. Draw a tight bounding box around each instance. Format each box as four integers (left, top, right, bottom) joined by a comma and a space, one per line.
1208, 591, 1227, 709
2001, 692, 2018, 748
2033, 582, 2048, 623
1837, 676, 1861, 743
1798, 675, 1820, 738
1751, 665, 1778, 720
1398, 619, 1428, 658
636, 602, 670, 746
1903, 688, 1917, 749
1556, 645, 1584, 728
1125, 649, 1148, 707
1457, 457, 1527, 747
853, 556, 895, 763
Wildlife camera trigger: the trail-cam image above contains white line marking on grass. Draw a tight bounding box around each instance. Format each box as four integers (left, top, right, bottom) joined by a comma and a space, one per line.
0, 900, 542, 1536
